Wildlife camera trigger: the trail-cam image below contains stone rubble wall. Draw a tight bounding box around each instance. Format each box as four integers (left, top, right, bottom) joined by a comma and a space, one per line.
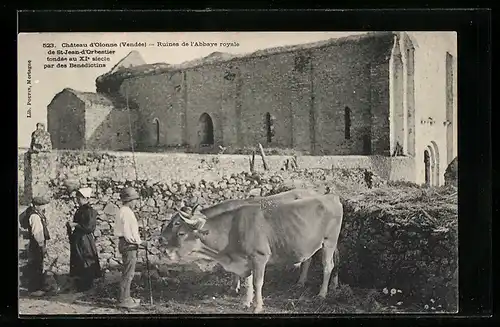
18, 151, 26, 204
21, 150, 415, 203
338, 186, 458, 311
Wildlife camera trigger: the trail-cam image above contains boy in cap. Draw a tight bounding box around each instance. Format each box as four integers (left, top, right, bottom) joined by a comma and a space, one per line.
114, 187, 147, 309
25, 193, 51, 296
68, 187, 102, 293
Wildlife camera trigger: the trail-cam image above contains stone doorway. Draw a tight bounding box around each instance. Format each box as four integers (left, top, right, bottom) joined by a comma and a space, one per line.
198, 113, 214, 146
424, 141, 441, 186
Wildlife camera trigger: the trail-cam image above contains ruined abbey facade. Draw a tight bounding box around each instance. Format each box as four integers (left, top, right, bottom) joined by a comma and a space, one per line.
47, 32, 457, 186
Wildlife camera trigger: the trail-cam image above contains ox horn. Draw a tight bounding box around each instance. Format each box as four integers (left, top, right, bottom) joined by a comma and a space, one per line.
191, 204, 201, 213
177, 210, 200, 226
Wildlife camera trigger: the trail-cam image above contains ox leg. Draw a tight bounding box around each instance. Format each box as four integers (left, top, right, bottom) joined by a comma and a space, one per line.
252, 256, 268, 314
296, 257, 312, 287
231, 274, 241, 295
242, 274, 254, 308
318, 245, 336, 299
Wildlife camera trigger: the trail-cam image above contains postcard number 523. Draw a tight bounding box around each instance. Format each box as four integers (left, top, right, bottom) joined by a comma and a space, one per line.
43, 43, 55, 48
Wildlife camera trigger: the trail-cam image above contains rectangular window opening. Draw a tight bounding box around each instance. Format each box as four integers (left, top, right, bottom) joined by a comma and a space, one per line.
344, 107, 351, 140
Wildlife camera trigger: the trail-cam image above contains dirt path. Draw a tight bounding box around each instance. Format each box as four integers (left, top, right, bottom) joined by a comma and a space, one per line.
18, 273, 390, 315
19, 292, 289, 315
20, 296, 124, 315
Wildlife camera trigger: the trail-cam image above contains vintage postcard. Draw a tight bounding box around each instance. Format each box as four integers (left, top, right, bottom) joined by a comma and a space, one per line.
17, 31, 458, 315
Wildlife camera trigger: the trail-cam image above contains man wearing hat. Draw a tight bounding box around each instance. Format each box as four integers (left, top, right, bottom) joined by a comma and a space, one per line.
68, 187, 102, 293
113, 187, 147, 309
25, 193, 52, 296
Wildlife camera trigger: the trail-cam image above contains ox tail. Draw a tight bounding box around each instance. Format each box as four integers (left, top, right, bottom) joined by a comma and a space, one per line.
333, 247, 340, 271
332, 247, 341, 287
329, 194, 343, 288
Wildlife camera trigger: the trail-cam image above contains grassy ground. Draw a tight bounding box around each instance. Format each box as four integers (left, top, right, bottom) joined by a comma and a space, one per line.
19, 260, 411, 315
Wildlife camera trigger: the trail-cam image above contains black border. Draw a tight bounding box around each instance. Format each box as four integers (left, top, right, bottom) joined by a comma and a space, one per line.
4, 7, 493, 326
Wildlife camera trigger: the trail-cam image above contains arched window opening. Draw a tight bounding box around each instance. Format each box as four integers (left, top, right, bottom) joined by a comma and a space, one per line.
198, 113, 214, 146
424, 150, 431, 186
153, 118, 160, 146
265, 112, 274, 143
344, 107, 351, 140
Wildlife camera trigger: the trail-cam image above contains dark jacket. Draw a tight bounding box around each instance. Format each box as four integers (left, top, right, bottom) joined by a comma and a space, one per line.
69, 204, 101, 278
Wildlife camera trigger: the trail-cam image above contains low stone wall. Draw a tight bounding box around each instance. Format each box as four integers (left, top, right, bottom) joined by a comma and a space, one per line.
21, 150, 416, 202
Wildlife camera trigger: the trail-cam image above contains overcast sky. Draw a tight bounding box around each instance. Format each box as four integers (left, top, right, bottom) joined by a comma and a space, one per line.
18, 32, 371, 148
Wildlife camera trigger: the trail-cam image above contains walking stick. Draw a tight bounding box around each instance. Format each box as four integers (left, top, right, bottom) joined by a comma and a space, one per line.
125, 86, 154, 307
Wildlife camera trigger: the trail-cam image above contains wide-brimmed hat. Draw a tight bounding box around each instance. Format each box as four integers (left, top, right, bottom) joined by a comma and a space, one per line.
120, 187, 140, 202
76, 187, 93, 198
32, 194, 51, 205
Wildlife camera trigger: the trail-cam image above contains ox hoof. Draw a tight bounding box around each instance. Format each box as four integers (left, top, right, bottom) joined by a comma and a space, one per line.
242, 301, 252, 309
296, 281, 306, 288
317, 292, 327, 299
253, 306, 263, 314
317, 290, 327, 300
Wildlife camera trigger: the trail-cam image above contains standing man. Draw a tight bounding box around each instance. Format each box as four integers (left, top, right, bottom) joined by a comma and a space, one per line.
24, 193, 51, 296
68, 187, 102, 293
113, 187, 147, 309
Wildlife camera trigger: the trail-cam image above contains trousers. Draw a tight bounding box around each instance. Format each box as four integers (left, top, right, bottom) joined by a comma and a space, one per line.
27, 240, 44, 292
118, 238, 138, 303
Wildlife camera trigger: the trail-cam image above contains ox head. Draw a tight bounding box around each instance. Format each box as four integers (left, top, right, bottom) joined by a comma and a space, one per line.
159, 204, 208, 261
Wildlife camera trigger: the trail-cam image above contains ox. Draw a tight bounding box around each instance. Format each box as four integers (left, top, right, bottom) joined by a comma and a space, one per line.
161, 193, 343, 313
196, 188, 321, 294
